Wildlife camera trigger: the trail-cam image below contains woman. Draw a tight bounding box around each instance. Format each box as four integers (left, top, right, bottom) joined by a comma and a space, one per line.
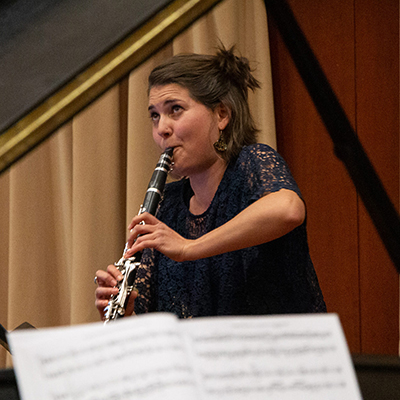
95, 46, 326, 319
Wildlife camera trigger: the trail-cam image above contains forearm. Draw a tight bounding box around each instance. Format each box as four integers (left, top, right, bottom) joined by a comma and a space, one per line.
183, 189, 305, 261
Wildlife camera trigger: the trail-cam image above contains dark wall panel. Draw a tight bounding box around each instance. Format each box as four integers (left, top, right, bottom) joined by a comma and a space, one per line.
355, 0, 399, 354
268, 0, 399, 354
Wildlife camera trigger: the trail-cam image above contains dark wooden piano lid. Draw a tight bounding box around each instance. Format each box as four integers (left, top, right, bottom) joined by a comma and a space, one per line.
0, 0, 174, 133
0, 0, 222, 173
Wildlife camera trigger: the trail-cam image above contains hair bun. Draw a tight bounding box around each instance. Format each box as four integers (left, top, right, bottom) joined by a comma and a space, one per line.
215, 46, 260, 98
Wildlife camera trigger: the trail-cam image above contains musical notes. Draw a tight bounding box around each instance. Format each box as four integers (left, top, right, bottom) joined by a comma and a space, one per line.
8, 313, 362, 400
182, 315, 361, 399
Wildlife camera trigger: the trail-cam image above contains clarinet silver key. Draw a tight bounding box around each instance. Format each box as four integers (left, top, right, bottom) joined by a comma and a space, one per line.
103, 148, 174, 323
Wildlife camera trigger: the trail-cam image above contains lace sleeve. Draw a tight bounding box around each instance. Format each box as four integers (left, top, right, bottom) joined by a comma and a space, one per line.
133, 248, 156, 314
239, 144, 302, 201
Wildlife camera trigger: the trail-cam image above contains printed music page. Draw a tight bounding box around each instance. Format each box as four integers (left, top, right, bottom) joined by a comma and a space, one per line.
8, 313, 199, 400
182, 313, 362, 400
8, 313, 362, 400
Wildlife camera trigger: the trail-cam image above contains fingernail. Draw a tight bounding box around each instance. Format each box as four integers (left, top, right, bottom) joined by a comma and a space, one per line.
117, 275, 123, 281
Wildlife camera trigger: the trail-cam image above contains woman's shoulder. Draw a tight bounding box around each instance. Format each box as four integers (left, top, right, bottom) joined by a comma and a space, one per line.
239, 143, 279, 160
235, 143, 285, 170
233, 143, 301, 197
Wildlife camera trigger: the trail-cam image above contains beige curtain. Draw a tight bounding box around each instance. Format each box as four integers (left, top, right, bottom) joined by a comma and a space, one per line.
0, 0, 275, 367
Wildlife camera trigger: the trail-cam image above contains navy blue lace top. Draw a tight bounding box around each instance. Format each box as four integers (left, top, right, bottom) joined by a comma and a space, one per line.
134, 143, 326, 317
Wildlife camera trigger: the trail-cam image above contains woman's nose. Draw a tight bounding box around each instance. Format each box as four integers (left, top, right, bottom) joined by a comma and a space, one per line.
157, 116, 172, 138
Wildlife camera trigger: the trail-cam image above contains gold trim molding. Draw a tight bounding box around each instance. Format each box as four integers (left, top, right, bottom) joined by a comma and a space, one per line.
0, 0, 223, 173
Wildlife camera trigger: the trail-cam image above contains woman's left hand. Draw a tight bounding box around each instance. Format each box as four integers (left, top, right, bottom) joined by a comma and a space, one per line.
125, 212, 190, 262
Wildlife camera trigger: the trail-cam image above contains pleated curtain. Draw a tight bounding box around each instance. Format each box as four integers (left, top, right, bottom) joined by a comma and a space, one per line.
0, 0, 276, 367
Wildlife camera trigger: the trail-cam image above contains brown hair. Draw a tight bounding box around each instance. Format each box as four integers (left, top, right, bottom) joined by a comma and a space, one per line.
148, 46, 260, 162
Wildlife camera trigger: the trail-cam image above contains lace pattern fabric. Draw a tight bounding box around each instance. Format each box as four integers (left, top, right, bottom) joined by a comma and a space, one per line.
134, 143, 326, 317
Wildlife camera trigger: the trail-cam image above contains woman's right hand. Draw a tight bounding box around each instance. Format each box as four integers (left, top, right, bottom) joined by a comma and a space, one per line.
94, 264, 137, 321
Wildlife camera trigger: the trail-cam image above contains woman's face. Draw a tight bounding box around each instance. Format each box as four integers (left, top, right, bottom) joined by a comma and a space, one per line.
148, 84, 229, 178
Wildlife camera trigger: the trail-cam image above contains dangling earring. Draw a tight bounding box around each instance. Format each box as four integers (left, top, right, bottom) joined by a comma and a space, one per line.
213, 131, 227, 152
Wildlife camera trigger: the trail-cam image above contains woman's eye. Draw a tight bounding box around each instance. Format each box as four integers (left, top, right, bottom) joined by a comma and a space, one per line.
150, 112, 159, 122
172, 105, 183, 113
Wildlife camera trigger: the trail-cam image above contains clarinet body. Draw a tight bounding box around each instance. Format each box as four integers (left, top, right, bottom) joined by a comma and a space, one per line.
103, 147, 174, 323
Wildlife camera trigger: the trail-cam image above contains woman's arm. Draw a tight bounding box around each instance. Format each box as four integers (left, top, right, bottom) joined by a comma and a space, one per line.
124, 188, 305, 262
185, 188, 304, 259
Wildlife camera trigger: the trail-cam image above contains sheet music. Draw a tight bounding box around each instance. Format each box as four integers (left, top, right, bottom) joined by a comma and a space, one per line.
183, 314, 362, 400
8, 313, 362, 400
8, 313, 198, 400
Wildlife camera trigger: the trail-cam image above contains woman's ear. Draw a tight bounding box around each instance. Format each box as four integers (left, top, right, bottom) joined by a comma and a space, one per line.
216, 103, 230, 131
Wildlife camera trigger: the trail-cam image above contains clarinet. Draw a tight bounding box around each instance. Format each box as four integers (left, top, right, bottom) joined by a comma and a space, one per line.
103, 147, 174, 323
